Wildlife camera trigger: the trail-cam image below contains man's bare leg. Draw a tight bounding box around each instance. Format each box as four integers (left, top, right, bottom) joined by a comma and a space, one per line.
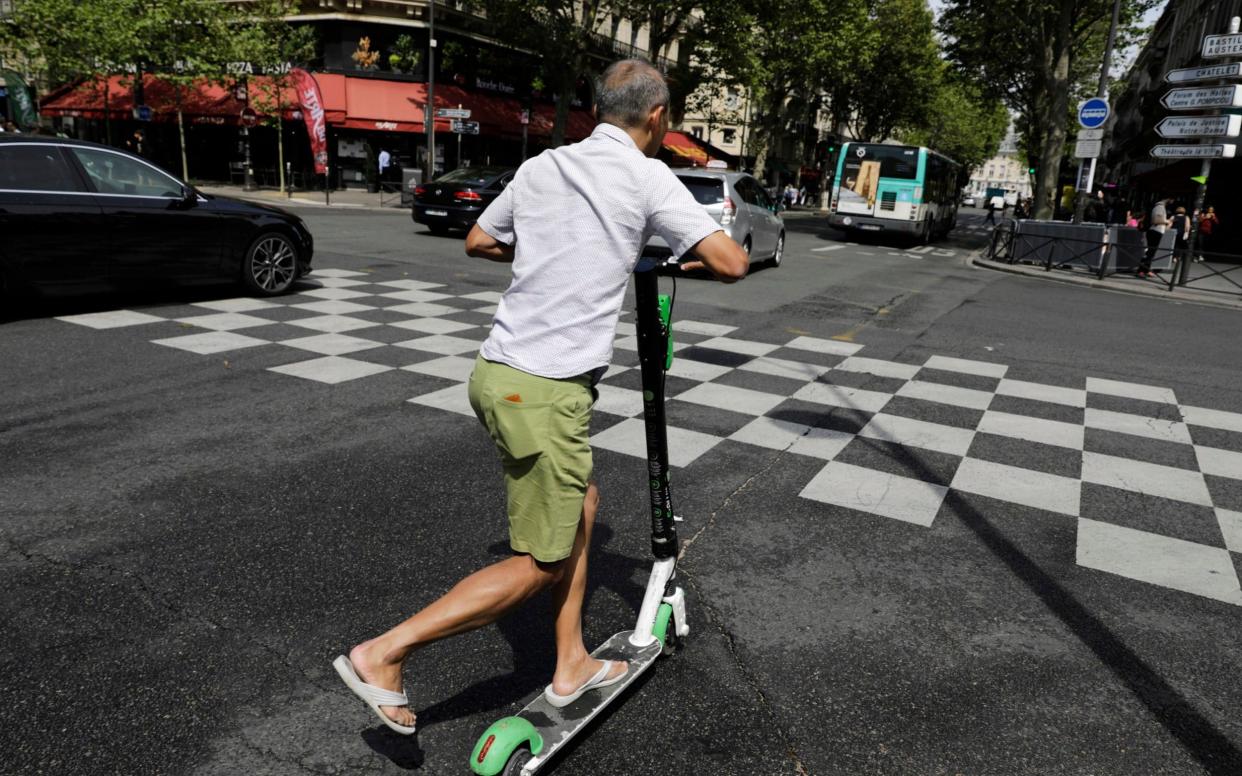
349, 552, 566, 727
548, 482, 627, 696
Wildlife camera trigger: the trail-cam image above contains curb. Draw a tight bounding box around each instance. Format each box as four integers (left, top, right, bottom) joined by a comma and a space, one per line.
970, 253, 1242, 312
196, 187, 409, 213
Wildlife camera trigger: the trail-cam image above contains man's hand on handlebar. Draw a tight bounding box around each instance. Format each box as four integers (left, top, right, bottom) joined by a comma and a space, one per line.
681, 230, 749, 283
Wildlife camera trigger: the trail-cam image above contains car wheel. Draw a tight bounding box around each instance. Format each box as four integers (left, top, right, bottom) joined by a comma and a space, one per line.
769, 233, 784, 267
742, 236, 752, 258
241, 232, 299, 296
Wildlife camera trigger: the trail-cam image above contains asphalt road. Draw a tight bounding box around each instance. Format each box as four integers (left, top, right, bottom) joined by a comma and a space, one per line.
3, 206, 1241, 776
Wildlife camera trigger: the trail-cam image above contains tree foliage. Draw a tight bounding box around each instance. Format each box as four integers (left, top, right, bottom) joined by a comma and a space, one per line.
897, 69, 1010, 177
939, 0, 1156, 217
830, 0, 942, 144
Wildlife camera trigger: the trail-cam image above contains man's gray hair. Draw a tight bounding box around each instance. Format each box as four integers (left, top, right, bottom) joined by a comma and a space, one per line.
594, 59, 669, 128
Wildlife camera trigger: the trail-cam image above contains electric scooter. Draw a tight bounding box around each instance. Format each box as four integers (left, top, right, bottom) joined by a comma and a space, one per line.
468, 258, 689, 776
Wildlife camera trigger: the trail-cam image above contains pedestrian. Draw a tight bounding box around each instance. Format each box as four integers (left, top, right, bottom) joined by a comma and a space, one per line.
126, 129, 145, 157
331, 58, 748, 736
1140, 197, 1171, 278
985, 193, 1004, 224
1198, 205, 1219, 259
1171, 206, 1191, 255
0, 120, 16, 133
798, 185, 807, 206
378, 148, 391, 181
1125, 210, 1139, 228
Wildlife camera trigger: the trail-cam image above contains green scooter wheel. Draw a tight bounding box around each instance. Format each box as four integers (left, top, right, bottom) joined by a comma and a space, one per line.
652, 602, 675, 650
470, 716, 542, 776
501, 748, 532, 776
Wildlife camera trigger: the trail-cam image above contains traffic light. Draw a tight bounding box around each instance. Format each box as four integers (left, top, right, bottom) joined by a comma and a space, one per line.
1028, 166, 1036, 175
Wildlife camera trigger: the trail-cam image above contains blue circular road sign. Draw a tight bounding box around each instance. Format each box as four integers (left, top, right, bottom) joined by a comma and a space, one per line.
1078, 98, 1110, 129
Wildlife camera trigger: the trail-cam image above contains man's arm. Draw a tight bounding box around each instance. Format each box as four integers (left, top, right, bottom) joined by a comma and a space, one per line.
465, 224, 515, 263
679, 230, 749, 283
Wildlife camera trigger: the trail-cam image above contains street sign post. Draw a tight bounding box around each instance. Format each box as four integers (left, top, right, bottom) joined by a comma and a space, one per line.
1078, 97, 1110, 128
451, 120, 480, 135
1074, 139, 1102, 157
1150, 144, 1237, 159
1203, 33, 1242, 58
1160, 85, 1242, 110
1165, 62, 1242, 83
1078, 128, 1105, 141
134, 104, 152, 122
240, 107, 258, 128
1155, 114, 1242, 138
436, 107, 471, 119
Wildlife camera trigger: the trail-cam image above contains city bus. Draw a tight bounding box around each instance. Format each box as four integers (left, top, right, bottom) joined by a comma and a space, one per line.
827, 143, 960, 243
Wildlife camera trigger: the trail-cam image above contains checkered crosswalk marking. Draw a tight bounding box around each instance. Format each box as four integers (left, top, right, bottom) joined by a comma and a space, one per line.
55, 267, 1242, 606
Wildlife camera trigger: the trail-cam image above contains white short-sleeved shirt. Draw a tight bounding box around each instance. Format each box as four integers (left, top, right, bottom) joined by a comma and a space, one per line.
474, 122, 722, 379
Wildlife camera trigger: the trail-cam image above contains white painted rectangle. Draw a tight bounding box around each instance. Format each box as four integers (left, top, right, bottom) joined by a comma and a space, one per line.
1075, 139, 1102, 158
952, 458, 1081, 516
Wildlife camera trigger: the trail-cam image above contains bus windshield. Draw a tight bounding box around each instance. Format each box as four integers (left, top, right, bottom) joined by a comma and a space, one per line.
841, 144, 919, 181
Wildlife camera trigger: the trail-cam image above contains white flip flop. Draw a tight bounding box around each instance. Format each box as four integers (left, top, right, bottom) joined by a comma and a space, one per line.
543, 660, 629, 708
332, 655, 417, 735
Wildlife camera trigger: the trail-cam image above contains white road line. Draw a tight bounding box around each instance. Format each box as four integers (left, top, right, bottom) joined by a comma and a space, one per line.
811, 245, 845, 252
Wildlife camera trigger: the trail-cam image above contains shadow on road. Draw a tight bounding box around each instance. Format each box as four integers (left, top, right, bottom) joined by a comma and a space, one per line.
780, 389, 1242, 775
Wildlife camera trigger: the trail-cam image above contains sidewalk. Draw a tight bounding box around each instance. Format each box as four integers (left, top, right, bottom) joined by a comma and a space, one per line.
196, 182, 408, 212
972, 253, 1242, 311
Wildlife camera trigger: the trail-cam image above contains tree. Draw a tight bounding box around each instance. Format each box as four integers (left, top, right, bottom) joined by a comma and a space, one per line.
939, 0, 1156, 219
739, 0, 869, 181
482, 0, 608, 147
0, 0, 138, 141
232, 0, 318, 193
897, 68, 1009, 182
828, 0, 942, 143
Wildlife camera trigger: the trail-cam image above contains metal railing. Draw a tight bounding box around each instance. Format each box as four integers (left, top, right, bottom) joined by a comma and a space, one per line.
985, 219, 1241, 299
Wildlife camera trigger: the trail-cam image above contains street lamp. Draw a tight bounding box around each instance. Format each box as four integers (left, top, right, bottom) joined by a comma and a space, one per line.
425, 0, 436, 183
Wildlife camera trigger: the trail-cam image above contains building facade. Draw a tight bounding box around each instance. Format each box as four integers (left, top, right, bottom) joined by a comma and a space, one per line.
966, 130, 1031, 200
1105, 0, 1241, 248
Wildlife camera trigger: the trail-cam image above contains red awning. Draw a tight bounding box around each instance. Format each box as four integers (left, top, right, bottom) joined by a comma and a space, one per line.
40, 74, 298, 124
40, 72, 597, 141
308, 75, 594, 140
660, 130, 734, 168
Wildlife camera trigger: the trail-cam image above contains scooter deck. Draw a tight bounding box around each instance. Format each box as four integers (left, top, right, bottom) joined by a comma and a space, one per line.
518, 630, 664, 774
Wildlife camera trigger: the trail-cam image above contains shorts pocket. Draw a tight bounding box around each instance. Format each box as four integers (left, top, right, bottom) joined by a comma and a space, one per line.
489, 397, 552, 461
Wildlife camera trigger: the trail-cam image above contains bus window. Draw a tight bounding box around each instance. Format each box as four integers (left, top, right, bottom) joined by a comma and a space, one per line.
841, 145, 919, 182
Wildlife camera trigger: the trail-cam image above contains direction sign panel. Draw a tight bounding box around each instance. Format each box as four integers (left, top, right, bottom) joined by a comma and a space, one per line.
1078, 97, 1110, 128
1074, 139, 1102, 158
1161, 85, 1242, 110
1166, 62, 1242, 84
436, 107, 471, 119
1155, 114, 1242, 139
1150, 144, 1237, 159
451, 120, 480, 135
1203, 33, 1242, 59
1078, 128, 1105, 141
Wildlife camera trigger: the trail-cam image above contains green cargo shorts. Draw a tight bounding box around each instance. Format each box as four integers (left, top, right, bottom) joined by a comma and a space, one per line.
467, 355, 594, 563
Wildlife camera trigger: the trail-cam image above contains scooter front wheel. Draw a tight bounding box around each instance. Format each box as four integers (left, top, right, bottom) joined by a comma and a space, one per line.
501, 748, 531, 776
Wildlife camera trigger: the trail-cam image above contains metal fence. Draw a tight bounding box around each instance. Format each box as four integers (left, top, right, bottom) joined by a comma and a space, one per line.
985, 219, 1242, 298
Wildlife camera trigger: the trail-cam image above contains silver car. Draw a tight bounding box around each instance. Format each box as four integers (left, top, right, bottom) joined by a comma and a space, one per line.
642, 170, 785, 268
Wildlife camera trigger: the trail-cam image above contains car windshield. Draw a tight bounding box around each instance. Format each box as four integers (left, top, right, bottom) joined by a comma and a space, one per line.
678, 176, 726, 205
435, 167, 509, 187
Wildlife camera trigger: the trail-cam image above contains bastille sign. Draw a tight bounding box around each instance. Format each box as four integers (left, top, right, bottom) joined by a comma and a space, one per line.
1202, 33, 1242, 58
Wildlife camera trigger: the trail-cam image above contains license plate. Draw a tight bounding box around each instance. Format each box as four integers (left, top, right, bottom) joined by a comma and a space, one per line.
425, 209, 448, 217
860, 224, 881, 231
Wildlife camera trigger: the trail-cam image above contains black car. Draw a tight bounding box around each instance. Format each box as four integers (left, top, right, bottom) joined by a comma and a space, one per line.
411, 166, 515, 234
0, 136, 313, 300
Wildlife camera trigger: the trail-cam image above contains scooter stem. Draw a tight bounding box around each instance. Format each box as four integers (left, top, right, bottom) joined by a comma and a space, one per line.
633, 263, 678, 560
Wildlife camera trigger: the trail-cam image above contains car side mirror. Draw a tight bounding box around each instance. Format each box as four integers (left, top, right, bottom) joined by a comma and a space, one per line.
180, 185, 198, 206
